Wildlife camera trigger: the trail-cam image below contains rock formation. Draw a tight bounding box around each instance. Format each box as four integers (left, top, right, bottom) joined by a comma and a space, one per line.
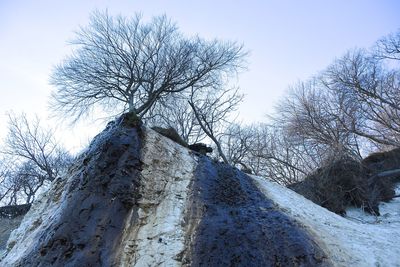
2, 113, 399, 266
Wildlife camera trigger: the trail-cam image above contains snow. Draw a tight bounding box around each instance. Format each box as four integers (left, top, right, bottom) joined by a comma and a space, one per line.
119, 128, 196, 267
346, 184, 400, 225
1, 175, 69, 264
251, 176, 400, 267
3, 122, 400, 266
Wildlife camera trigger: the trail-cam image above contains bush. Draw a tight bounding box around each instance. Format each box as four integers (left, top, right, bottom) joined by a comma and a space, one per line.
290, 149, 400, 215
290, 155, 366, 215
361, 148, 400, 205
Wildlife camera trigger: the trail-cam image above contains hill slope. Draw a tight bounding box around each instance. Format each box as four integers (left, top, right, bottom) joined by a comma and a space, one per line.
1, 113, 398, 266
253, 176, 400, 267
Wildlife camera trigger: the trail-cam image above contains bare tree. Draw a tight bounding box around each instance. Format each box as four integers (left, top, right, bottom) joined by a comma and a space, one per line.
0, 113, 72, 205
274, 79, 363, 159
143, 94, 206, 143
220, 123, 254, 169
144, 83, 244, 151
51, 11, 246, 121
11, 160, 46, 204
0, 159, 14, 204
374, 30, 400, 61
202, 29, 400, 186
323, 45, 400, 148
188, 87, 243, 163
219, 123, 318, 185
255, 134, 311, 185
255, 29, 400, 185
2, 113, 71, 182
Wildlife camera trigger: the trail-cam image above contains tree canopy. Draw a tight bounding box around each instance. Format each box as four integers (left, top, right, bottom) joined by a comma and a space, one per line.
51, 11, 246, 121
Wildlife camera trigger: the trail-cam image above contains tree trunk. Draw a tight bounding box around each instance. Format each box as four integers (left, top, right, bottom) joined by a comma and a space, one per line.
128, 94, 135, 112
188, 101, 229, 164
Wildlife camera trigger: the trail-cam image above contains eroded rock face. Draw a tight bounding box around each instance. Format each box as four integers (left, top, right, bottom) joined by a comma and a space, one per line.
2, 114, 143, 266
182, 158, 328, 266
1, 115, 330, 266
119, 127, 196, 266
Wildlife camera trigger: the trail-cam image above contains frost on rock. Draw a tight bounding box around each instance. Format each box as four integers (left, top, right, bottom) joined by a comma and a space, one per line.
119, 127, 196, 267
1, 176, 68, 263
1, 120, 196, 267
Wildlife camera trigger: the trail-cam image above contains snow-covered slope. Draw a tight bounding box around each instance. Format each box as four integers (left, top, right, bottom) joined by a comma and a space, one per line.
252, 176, 400, 267
1, 114, 399, 266
346, 184, 400, 225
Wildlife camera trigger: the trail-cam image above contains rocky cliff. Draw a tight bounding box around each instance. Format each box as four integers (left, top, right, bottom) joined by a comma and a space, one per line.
1, 113, 399, 266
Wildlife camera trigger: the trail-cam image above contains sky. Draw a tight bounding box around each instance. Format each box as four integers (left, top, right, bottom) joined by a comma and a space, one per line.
0, 0, 399, 152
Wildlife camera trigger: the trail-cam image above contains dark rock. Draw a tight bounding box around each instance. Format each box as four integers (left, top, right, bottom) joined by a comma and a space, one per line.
0, 204, 31, 219
240, 166, 253, 175
188, 143, 213, 155
2, 113, 333, 266
182, 157, 329, 266
10, 112, 143, 266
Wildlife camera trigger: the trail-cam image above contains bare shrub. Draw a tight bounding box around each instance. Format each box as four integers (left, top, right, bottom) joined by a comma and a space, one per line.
290, 154, 366, 215
290, 148, 400, 215
0, 113, 72, 205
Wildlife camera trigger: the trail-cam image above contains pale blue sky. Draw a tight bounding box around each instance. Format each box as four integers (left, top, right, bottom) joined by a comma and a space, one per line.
0, 0, 399, 151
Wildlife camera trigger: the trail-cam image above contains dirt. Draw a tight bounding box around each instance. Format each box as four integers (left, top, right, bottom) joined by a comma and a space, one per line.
183, 157, 330, 267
